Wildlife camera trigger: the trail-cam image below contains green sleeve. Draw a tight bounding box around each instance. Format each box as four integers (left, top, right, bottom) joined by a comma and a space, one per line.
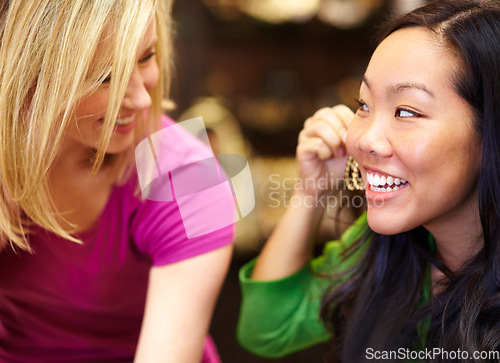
237, 213, 368, 358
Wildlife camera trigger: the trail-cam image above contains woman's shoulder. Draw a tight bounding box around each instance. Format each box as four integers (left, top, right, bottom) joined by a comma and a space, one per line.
156, 114, 215, 169
123, 115, 234, 265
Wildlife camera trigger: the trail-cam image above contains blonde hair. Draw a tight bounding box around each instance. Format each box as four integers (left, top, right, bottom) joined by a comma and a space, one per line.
0, 0, 173, 251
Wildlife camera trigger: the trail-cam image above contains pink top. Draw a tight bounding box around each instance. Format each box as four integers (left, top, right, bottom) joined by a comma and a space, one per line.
0, 116, 233, 362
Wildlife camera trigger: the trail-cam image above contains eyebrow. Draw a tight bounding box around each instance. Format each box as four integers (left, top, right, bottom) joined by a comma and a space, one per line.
362, 75, 435, 98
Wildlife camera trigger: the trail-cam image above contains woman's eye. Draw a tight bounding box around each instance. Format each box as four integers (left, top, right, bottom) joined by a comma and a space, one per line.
99, 51, 156, 84
395, 108, 422, 118
355, 99, 369, 112
139, 52, 156, 64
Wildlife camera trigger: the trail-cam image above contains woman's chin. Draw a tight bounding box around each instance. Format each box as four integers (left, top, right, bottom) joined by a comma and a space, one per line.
366, 210, 413, 236
104, 134, 135, 154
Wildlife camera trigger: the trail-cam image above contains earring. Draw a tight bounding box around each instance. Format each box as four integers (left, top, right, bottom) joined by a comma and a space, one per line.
345, 156, 364, 191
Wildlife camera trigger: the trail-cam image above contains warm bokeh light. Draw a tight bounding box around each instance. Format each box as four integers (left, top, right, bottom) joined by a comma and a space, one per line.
318, 0, 383, 29
391, 0, 427, 15
202, 0, 391, 27
241, 0, 321, 24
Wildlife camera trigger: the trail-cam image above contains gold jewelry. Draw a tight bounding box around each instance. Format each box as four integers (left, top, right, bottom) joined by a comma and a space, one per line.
345, 156, 364, 191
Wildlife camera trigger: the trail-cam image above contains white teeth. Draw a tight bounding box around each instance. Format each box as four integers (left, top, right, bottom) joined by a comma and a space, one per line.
371, 185, 402, 193
368, 173, 374, 185
115, 115, 134, 126
366, 171, 408, 192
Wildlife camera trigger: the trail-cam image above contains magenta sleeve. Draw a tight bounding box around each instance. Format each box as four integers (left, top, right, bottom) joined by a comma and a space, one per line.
130, 114, 234, 266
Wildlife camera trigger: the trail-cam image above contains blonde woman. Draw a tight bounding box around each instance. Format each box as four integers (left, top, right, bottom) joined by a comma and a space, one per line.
0, 1, 233, 362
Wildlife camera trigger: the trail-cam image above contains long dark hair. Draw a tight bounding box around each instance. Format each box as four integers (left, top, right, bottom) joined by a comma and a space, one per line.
320, 1, 500, 361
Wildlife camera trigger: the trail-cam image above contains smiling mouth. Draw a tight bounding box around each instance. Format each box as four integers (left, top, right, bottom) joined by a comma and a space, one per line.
115, 115, 135, 126
98, 115, 135, 126
366, 171, 409, 192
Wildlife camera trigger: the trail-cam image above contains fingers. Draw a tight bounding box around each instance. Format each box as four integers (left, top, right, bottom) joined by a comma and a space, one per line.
299, 105, 355, 160
331, 104, 355, 128
297, 134, 334, 161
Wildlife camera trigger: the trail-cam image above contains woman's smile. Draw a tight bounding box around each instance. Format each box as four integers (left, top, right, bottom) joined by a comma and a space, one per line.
365, 169, 409, 192
98, 114, 137, 134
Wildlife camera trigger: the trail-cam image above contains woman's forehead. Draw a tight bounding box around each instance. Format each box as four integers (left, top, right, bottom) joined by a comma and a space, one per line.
89, 12, 157, 73
364, 27, 458, 97
138, 14, 157, 54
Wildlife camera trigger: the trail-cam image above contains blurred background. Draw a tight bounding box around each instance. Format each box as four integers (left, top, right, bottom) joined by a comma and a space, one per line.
168, 1, 427, 361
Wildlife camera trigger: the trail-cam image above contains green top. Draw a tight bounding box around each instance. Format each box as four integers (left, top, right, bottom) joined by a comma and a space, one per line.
237, 213, 433, 358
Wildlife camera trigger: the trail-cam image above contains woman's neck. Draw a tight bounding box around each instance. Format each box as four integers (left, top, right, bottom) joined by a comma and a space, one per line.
53, 135, 100, 174
424, 197, 483, 272
47, 137, 117, 232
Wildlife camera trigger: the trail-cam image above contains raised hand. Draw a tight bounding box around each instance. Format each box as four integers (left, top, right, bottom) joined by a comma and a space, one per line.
296, 105, 354, 197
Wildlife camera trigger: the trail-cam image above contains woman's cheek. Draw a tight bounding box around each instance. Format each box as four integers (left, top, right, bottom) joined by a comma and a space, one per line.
144, 63, 159, 91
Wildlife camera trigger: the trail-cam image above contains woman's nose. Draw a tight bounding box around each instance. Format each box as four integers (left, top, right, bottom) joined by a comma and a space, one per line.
122, 67, 152, 111
356, 116, 393, 158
